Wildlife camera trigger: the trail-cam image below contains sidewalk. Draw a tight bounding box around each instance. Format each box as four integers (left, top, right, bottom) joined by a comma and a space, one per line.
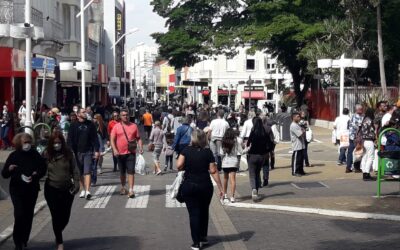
233, 125, 400, 218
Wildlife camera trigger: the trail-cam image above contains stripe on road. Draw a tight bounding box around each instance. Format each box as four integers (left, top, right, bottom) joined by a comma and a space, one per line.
126, 185, 150, 208
84, 185, 116, 208
165, 185, 186, 208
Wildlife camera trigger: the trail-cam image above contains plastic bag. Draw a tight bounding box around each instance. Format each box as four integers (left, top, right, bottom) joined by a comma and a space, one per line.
170, 171, 185, 199
135, 154, 146, 175
372, 149, 379, 172
339, 131, 350, 148
331, 130, 337, 144
306, 128, 313, 143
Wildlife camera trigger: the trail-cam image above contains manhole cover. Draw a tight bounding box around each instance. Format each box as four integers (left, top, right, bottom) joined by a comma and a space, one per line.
291, 182, 329, 189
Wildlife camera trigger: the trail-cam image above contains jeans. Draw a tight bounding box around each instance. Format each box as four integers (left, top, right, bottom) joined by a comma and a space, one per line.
0, 125, 10, 147
346, 140, 361, 170
165, 155, 173, 169
210, 139, 222, 171
44, 183, 74, 244
182, 181, 213, 244
361, 140, 375, 173
10, 190, 38, 249
247, 154, 265, 190
338, 147, 347, 163
262, 155, 270, 181
91, 160, 97, 184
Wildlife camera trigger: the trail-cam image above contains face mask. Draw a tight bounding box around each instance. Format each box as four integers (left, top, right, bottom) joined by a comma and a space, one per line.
54, 143, 62, 151
22, 143, 31, 152
73, 108, 78, 112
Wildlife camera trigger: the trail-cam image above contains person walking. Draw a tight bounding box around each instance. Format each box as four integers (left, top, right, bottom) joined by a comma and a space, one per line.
1, 133, 46, 250
110, 109, 144, 198
43, 132, 80, 250
300, 110, 312, 167
261, 116, 276, 186
221, 128, 242, 203
149, 121, 164, 175
142, 109, 153, 140
0, 104, 12, 150
108, 111, 120, 172
173, 116, 193, 156
17, 100, 27, 127
360, 108, 376, 181
209, 110, 230, 171
347, 104, 364, 173
67, 108, 100, 200
290, 112, 306, 177
334, 108, 351, 165
246, 117, 273, 200
93, 114, 109, 176
177, 129, 223, 250
163, 136, 174, 172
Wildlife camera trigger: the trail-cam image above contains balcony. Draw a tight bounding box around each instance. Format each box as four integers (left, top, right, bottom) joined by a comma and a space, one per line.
0, 2, 44, 27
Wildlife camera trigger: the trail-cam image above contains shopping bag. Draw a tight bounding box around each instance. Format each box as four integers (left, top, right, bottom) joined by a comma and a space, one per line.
306, 128, 313, 143
170, 171, 185, 199
339, 131, 350, 148
372, 149, 378, 172
135, 154, 146, 175
331, 130, 337, 144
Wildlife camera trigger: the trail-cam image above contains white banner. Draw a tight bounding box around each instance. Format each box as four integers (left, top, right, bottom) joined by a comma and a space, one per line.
108, 80, 120, 97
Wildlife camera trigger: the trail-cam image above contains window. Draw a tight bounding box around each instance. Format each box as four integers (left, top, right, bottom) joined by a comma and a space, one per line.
246, 59, 255, 70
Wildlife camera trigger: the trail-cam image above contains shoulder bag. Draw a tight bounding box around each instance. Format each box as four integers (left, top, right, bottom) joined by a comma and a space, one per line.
121, 123, 137, 152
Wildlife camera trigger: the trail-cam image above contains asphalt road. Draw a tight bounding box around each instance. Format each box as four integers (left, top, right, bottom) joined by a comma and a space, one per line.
1, 149, 400, 250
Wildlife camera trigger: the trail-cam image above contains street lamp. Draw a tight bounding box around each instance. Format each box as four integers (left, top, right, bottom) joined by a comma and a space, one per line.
75, 0, 95, 108
110, 28, 139, 106
318, 54, 368, 115
0, 0, 44, 129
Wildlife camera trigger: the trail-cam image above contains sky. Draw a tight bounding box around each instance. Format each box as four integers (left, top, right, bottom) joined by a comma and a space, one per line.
124, 0, 166, 49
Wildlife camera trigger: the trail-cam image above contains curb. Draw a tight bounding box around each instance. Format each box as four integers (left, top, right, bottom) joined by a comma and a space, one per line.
226, 202, 400, 222
0, 200, 47, 244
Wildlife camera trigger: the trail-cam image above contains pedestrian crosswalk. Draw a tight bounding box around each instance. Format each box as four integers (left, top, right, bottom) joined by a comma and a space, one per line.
82, 185, 186, 209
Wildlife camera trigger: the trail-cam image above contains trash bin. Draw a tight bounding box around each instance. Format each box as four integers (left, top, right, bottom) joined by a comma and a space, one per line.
279, 113, 292, 142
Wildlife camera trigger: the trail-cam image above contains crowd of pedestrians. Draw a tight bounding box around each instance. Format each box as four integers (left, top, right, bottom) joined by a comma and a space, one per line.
2, 98, 400, 250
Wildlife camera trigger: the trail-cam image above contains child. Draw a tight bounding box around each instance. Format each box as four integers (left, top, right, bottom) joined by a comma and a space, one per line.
163, 137, 174, 172
221, 128, 242, 203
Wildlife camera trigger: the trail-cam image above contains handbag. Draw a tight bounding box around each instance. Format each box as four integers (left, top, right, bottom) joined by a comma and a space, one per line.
176, 175, 186, 203
121, 123, 137, 152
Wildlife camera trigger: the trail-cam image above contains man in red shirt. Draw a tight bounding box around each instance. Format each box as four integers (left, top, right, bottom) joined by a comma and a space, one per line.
107, 111, 119, 172
110, 109, 143, 198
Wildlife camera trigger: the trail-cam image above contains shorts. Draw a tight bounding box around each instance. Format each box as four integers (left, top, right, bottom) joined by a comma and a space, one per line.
152, 146, 162, 163
76, 152, 94, 175
222, 167, 238, 173
118, 154, 136, 176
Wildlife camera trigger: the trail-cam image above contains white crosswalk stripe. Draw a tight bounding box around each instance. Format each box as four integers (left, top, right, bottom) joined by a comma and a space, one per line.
125, 185, 151, 208
84, 185, 117, 208
165, 185, 186, 208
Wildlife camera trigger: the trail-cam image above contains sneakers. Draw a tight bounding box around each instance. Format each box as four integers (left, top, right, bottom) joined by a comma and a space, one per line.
230, 197, 235, 203
79, 190, 85, 198
156, 170, 162, 175
97, 169, 103, 175
263, 179, 269, 187
85, 191, 92, 200
223, 194, 229, 204
251, 189, 258, 201
128, 192, 135, 199
191, 243, 200, 250
345, 169, 353, 173
120, 187, 127, 195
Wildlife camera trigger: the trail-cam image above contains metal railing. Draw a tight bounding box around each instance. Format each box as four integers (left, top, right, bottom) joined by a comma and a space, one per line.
12, 2, 43, 27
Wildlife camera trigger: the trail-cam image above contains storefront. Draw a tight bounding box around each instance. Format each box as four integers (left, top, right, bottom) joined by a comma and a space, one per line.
0, 47, 39, 112
217, 89, 237, 108
242, 85, 266, 109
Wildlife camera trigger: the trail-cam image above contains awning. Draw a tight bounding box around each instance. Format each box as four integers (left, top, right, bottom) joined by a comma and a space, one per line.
242, 91, 266, 100
217, 90, 237, 95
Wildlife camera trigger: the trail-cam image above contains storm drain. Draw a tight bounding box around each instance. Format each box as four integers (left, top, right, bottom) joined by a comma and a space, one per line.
291, 182, 329, 190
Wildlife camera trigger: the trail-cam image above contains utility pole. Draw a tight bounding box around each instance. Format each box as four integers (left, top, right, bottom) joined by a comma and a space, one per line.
25, 0, 32, 129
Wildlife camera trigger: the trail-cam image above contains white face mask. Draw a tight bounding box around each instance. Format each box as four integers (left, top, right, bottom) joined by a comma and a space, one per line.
22, 143, 31, 152
54, 143, 62, 151
73, 108, 78, 112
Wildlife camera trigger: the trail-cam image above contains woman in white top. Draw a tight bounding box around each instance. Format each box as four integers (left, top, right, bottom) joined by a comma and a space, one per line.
221, 128, 242, 203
